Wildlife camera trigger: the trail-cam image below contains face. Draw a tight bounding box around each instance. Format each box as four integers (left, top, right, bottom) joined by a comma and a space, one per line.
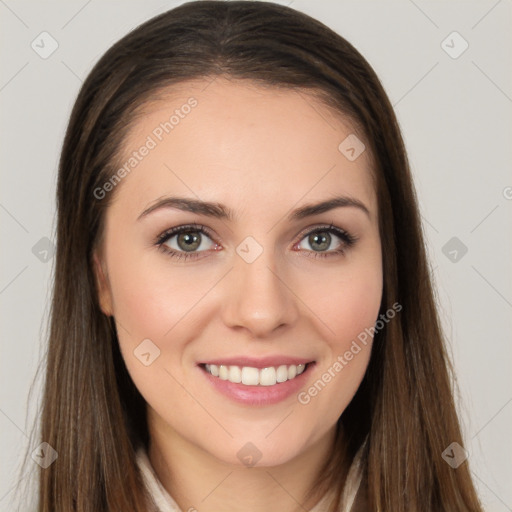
94, 77, 382, 467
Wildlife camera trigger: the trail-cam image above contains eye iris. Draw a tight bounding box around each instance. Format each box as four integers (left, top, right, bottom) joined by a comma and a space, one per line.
177, 232, 201, 252
309, 231, 330, 251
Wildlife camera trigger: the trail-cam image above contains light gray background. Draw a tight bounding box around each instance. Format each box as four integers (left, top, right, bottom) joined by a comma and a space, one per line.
1, 1, 511, 510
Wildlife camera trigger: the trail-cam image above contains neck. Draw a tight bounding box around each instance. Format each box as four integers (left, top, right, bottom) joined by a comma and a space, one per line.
147, 410, 343, 512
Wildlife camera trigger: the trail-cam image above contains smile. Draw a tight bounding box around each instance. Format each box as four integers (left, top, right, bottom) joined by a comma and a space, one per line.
203, 363, 309, 386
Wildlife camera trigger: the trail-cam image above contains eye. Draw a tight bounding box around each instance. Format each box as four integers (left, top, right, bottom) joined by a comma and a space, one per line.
294, 224, 357, 259
155, 222, 357, 261
156, 223, 218, 261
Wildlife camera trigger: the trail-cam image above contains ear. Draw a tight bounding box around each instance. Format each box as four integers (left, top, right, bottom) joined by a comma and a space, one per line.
92, 251, 113, 317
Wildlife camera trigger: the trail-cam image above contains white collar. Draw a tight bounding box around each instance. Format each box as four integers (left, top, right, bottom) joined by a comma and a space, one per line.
136, 447, 183, 511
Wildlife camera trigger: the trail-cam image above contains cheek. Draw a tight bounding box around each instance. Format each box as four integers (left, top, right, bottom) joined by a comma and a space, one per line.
298, 254, 382, 416
314, 254, 383, 349
102, 237, 189, 374
106, 243, 203, 340
330, 276, 382, 347
106, 252, 200, 416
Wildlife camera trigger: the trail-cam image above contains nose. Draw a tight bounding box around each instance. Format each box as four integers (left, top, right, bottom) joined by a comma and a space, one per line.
220, 246, 299, 338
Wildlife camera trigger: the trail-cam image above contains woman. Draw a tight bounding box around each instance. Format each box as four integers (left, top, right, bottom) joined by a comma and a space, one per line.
31, 1, 483, 510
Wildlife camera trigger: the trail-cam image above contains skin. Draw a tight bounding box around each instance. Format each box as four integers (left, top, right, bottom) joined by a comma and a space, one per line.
94, 77, 383, 512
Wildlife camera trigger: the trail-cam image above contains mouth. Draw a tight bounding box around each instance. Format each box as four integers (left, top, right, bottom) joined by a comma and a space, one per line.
199, 362, 313, 386
198, 359, 317, 406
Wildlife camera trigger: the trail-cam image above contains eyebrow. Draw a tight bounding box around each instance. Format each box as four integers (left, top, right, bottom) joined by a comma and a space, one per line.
137, 195, 371, 222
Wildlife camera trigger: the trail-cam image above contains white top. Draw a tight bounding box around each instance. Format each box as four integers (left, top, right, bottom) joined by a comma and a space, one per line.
136, 441, 365, 512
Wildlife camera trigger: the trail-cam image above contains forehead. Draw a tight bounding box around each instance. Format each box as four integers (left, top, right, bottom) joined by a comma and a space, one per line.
110, 77, 377, 221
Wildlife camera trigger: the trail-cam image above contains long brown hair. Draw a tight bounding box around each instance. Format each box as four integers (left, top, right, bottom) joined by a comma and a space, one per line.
22, 1, 483, 510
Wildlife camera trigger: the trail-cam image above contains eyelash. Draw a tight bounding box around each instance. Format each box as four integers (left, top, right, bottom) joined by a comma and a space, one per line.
155, 222, 358, 261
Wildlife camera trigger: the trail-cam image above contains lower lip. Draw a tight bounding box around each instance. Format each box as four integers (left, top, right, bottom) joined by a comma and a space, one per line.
198, 363, 316, 406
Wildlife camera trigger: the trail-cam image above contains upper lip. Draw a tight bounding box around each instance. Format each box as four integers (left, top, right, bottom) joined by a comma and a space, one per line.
198, 355, 315, 369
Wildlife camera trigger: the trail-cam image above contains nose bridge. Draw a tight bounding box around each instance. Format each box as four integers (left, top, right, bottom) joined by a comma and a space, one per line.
222, 235, 297, 336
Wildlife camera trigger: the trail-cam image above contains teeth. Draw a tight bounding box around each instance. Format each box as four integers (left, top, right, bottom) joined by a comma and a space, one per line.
259, 367, 276, 386
276, 365, 288, 383
204, 363, 308, 386
229, 365, 242, 383
242, 366, 259, 385
218, 365, 229, 380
